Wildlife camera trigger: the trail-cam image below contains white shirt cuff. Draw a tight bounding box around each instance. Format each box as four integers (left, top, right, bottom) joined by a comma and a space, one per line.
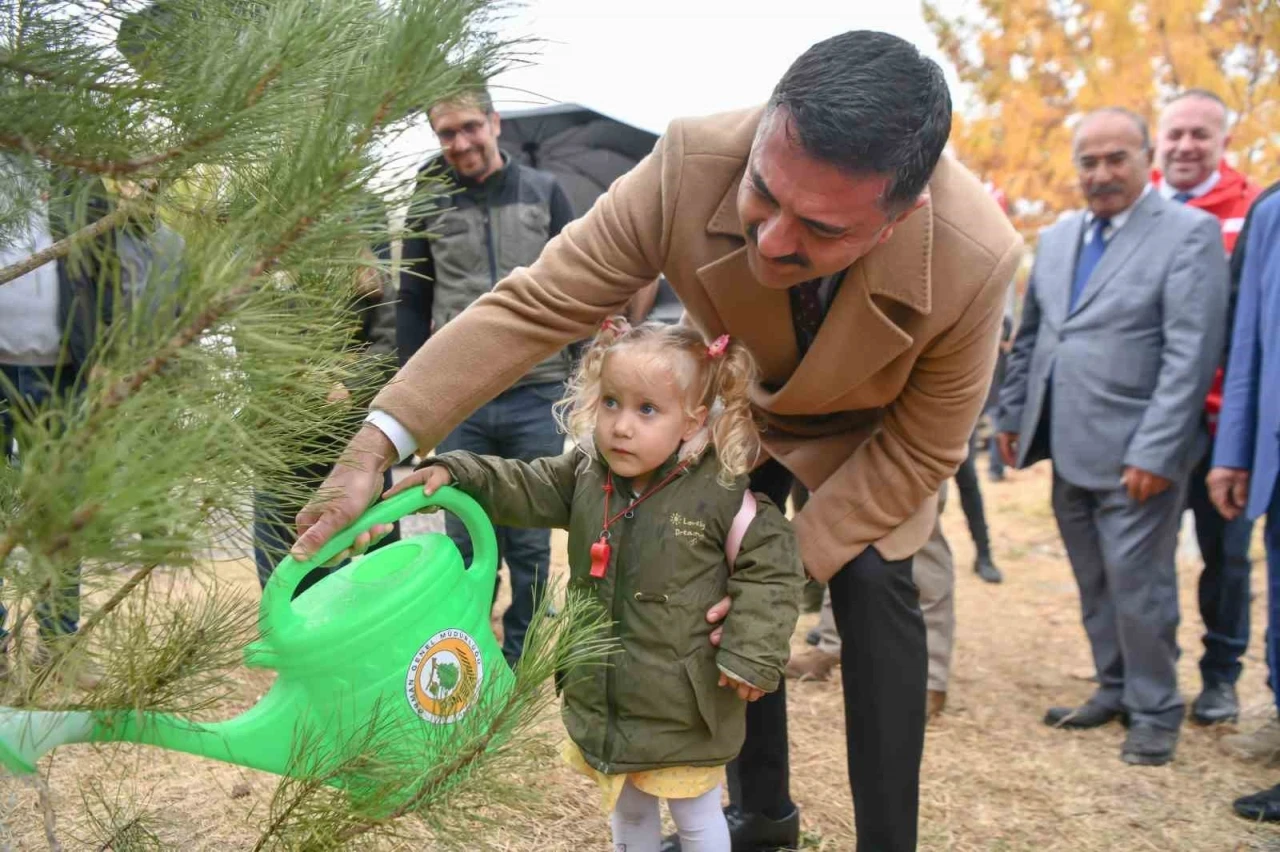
364, 410, 418, 463
717, 663, 764, 692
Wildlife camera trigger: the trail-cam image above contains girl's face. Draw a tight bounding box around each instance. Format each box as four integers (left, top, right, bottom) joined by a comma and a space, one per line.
593, 348, 707, 489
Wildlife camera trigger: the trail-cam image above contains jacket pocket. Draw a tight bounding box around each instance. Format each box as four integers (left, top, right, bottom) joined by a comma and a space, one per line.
681, 651, 744, 746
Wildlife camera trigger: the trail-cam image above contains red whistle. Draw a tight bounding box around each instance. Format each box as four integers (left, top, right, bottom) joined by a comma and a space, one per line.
589, 537, 611, 578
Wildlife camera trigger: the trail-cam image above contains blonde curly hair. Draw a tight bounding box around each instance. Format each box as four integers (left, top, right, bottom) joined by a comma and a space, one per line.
554, 318, 761, 486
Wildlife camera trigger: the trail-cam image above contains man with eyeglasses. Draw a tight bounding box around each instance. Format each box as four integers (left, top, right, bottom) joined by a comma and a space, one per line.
393, 87, 576, 666
997, 108, 1228, 766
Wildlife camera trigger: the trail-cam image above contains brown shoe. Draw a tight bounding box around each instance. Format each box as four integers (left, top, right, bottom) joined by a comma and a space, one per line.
785, 648, 838, 682
32, 641, 102, 692
1222, 718, 1280, 764
927, 689, 947, 720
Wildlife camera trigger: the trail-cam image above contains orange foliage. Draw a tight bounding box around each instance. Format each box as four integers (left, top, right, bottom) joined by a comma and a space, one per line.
924, 0, 1280, 237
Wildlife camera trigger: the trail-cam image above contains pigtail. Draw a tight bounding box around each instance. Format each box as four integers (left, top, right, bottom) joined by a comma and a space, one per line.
708, 338, 762, 486
554, 316, 633, 445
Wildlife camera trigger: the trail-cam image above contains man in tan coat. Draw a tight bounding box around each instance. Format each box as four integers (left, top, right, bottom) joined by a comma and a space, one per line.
297, 31, 1021, 852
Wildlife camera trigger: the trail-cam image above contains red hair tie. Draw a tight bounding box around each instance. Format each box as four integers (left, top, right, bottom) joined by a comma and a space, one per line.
707, 334, 730, 359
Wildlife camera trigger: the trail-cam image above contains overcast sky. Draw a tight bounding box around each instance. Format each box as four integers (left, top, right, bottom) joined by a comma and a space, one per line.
387, 0, 970, 169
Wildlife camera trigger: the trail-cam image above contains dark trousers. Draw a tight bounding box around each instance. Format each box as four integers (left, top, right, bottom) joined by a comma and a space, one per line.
728, 460, 927, 852
954, 435, 993, 560
0, 363, 81, 641
254, 464, 399, 592
1185, 437, 1257, 687
438, 381, 564, 665
1262, 481, 1280, 713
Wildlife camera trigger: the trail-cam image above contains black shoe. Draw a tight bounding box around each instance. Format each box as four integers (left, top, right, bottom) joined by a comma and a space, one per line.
1044, 700, 1126, 729
1121, 722, 1178, 766
660, 805, 800, 852
974, 555, 1003, 584
989, 469, 1006, 483
1234, 784, 1280, 821
1191, 682, 1239, 725
804, 627, 820, 647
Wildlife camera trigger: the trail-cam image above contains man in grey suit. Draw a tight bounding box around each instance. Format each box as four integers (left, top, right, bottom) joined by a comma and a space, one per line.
996, 108, 1229, 766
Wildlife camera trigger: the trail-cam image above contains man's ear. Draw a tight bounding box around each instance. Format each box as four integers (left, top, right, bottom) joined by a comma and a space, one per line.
683, 405, 709, 441
876, 192, 929, 246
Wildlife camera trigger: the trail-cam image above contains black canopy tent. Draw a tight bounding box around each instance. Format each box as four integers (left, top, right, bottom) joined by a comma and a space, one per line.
497, 104, 681, 323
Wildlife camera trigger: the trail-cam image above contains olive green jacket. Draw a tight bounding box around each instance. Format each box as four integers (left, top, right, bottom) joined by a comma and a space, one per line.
434, 445, 804, 773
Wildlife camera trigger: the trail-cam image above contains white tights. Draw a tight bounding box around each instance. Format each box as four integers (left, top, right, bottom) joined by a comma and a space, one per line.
609, 780, 729, 852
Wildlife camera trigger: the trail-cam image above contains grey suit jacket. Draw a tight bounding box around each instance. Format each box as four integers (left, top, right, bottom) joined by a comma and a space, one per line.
997, 190, 1229, 490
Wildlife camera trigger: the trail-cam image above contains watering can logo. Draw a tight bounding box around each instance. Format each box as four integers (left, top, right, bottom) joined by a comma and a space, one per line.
0, 486, 515, 787
406, 628, 483, 723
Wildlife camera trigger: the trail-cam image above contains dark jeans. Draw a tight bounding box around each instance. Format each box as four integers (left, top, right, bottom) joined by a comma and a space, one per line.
1186, 438, 1258, 687
1262, 480, 1280, 713
985, 413, 1005, 478
254, 464, 399, 592
0, 363, 82, 640
955, 434, 993, 560
438, 381, 564, 665
727, 459, 926, 852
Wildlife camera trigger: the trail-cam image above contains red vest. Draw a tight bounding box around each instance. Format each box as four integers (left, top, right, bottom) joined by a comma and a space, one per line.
1150, 162, 1262, 432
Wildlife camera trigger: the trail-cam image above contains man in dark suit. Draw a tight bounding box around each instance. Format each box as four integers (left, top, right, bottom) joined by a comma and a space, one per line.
997, 108, 1229, 765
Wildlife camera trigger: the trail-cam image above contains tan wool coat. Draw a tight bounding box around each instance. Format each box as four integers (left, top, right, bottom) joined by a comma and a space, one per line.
373, 106, 1024, 581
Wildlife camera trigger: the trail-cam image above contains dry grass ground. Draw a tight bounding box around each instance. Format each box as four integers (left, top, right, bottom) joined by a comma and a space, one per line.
3, 458, 1280, 850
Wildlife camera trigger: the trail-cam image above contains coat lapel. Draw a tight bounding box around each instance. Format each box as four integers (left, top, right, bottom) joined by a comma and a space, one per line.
1039, 214, 1085, 328
696, 175, 930, 414
1069, 191, 1164, 318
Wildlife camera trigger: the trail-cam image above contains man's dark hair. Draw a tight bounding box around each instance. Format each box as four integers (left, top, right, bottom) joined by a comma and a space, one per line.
1074, 107, 1151, 152
427, 86, 495, 122
768, 31, 952, 212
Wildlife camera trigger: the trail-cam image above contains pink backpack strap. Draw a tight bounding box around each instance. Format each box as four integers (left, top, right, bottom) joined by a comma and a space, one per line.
725, 489, 758, 571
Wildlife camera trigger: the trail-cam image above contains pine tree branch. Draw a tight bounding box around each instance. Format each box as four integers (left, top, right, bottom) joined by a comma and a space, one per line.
0, 54, 157, 99
0, 62, 281, 181
332, 692, 523, 845
0, 130, 216, 179
0, 201, 134, 287
0, 528, 18, 571
34, 775, 63, 852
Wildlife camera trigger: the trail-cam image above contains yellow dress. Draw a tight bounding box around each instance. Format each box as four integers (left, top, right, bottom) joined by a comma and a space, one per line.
562, 740, 725, 814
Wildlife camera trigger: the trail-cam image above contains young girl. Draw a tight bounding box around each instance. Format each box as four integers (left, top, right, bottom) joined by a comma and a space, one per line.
387, 319, 803, 852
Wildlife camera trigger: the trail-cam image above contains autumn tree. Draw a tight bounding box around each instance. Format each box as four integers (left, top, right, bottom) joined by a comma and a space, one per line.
924, 0, 1280, 235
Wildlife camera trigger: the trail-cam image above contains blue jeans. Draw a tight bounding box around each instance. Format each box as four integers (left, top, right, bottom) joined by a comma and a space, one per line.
438, 381, 564, 665
1264, 480, 1280, 713
0, 363, 82, 641
1186, 439, 1258, 687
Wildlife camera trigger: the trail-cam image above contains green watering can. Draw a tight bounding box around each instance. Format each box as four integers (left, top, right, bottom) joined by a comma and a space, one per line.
0, 486, 514, 792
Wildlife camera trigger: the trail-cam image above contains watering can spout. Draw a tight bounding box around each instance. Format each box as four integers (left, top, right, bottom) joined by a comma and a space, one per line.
0, 486, 510, 788
0, 683, 298, 778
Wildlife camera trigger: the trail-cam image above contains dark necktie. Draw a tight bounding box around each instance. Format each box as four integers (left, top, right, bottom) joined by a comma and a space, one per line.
1173, 191, 1193, 203
790, 278, 825, 356
1069, 217, 1110, 312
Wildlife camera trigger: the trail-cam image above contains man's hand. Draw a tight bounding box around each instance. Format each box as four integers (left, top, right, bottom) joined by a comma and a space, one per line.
383, 465, 453, 500
293, 424, 398, 561
1207, 467, 1250, 521
996, 432, 1019, 467
706, 595, 731, 647
1121, 466, 1173, 503
718, 672, 765, 702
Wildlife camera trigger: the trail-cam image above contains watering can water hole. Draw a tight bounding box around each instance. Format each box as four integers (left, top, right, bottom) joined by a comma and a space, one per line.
0, 486, 515, 796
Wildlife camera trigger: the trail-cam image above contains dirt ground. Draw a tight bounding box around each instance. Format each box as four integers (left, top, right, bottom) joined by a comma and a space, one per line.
3, 457, 1280, 850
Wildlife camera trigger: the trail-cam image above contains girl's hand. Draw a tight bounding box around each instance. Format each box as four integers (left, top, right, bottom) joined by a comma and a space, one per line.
718, 672, 765, 702
383, 465, 454, 501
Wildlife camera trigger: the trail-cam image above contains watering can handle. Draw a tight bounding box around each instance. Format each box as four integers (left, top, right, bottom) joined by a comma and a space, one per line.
261, 485, 499, 626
